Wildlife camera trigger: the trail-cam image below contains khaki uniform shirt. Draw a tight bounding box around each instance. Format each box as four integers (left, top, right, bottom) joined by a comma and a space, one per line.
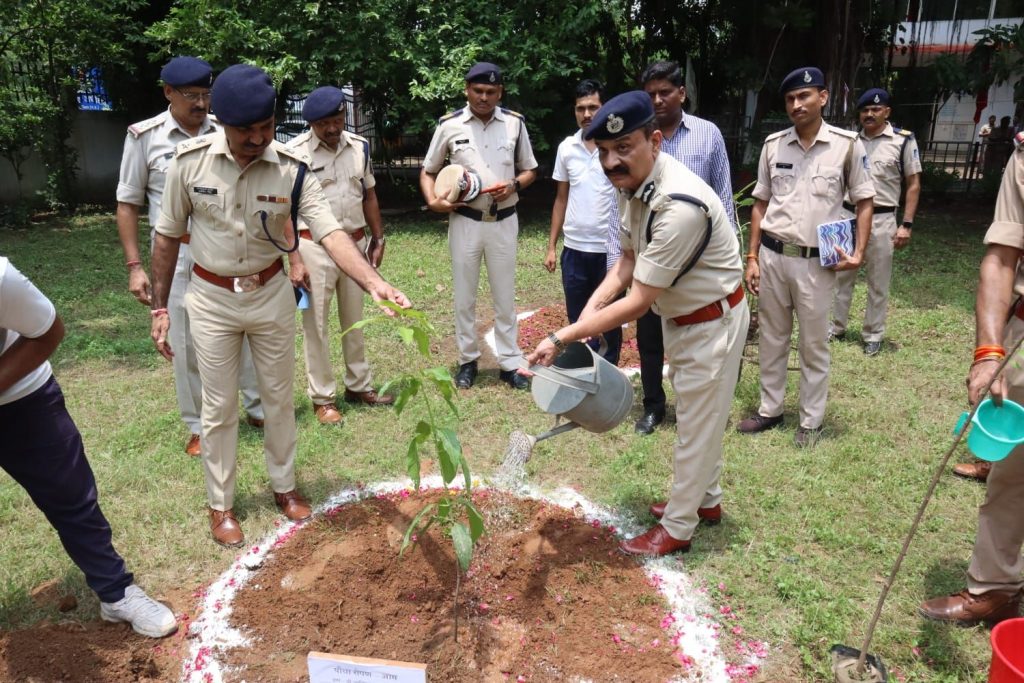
154, 133, 341, 276
985, 149, 1024, 298
753, 123, 875, 246
286, 129, 375, 232
423, 106, 538, 212
859, 122, 922, 208
116, 108, 218, 226
621, 153, 743, 318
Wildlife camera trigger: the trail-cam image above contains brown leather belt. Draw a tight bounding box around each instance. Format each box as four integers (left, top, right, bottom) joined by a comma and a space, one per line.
192, 259, 283, 293
671, 286, 745, 327
299, 228, 366, 242
180, 233, 191, 244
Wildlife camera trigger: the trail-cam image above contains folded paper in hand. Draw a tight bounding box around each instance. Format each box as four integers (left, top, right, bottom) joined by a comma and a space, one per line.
817, 219, 855, 268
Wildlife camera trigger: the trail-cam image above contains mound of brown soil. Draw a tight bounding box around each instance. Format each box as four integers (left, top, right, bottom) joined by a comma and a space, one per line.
221, 489, 687, 682
518, 304, 641, 368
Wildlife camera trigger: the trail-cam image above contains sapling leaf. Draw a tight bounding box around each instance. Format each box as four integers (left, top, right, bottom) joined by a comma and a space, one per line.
400, 502, 436, 554
415, 419, 432, 440
406, 438, 422, 488
412, 326, 431, 357
437, 428, 462, 468
461, 455, 471, 491
464, 500, 485, 542
437, 495, 451, 523
394, 379, 420, 416
397, 326, 416, 347
436, 434, 456, 483
340, 316, 385, 338
451, 523, 473, 572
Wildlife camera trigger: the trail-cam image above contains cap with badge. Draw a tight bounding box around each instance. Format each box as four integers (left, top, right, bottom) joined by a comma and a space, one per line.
856, 88, 890, 109
302, 86, 346, 122
160, 56, 213, 88
211, 64, 276, 127
584, 90, 655, 141
465, 62, 502, 85
779, 66, 825, 95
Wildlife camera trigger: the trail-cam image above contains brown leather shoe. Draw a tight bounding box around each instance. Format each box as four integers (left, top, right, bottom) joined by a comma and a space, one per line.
649, 502, 722, 525
619, 524, 691, 557
918, 589, 1021, 626
343, 389, 395, 406
185, 434, 201, 457
313, 403, 343, 425
737, 413, 783, 434
245, 415, 264, 429
274, 490, 312, 521
208, 508, 244, 548
953, 461, 992, 482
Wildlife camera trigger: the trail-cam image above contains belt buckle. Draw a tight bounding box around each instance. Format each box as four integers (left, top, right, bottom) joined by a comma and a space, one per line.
781, 243, 802, 258
232, 274, 261, 293
482, 202, 498, 223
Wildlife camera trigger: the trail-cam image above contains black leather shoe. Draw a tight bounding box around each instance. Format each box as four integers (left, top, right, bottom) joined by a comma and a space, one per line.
455, 361, 478, 389
499, 369, 530, 390
634, 410, 665, 435
863, 341, 882, 356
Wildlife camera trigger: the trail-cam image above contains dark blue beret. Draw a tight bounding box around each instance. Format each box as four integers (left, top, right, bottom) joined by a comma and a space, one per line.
857, 88, 890, 109
584, 91, 654, 141
465, 62, 502, 85
780, 67, 825, 94
160, 57, 212, 88
211, 64, 276, 127
302, 86, 346, 122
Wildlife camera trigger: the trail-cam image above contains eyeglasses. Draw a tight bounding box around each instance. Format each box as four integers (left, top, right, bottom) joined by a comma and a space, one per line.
174, 88, 212, 103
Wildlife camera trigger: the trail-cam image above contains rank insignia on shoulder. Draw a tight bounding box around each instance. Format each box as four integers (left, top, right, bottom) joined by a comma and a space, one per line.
193, 186, 218, 195
256, 195, 289, 204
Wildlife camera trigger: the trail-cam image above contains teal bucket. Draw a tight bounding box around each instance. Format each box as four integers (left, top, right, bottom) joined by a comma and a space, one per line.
954, 398, 1024, 462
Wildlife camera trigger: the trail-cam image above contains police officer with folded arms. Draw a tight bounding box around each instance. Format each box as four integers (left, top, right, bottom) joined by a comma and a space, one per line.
150, 65, 409, 548
116, 56, 264, 457
831, 88, 921, 357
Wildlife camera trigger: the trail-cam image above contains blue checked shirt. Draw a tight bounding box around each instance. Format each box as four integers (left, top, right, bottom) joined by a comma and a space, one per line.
606, 111, 736, 270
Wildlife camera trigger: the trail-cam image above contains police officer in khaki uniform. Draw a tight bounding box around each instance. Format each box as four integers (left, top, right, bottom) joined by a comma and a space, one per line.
527, 92, 748, 557
831, 88, 921, 356
149, 65, 409, 547
918, 149, 1024, 626
286, 87, 393, 425
115, 56, 264, 457
420, 62, 538, 390
739, 67, 875, 448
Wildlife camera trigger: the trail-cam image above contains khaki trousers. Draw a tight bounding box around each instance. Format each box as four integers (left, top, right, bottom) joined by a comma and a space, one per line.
185, 271, 297, 511
448, 211, 521, 371
757, 245, 836, 430
298, 235, 373, 405
165, 242, 263, 433
660, 300, 749, 541
832, 213, 898, 343
968, 315, 1024, 594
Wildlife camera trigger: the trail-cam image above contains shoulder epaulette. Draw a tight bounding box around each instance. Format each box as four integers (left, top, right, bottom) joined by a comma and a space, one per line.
286, 130, 313, 150
892, 127, 914, 138
347, 132, 369, 144
764, 129, 788, 142
175, 135, 214, 156
500, 107, 525, 121
829, 126, 858, 139
438, 108, 463, 124
127, 112, 166, 139
276, 141, 312, 165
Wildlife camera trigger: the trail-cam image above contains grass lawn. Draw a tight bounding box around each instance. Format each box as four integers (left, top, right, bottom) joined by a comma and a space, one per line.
0, 199, 1004, 681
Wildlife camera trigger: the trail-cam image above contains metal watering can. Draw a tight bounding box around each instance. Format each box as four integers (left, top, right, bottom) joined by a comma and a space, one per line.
527, 341, 633, 433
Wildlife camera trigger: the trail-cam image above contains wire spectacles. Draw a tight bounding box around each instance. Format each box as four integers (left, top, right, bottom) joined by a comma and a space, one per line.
174, 88, 211, 103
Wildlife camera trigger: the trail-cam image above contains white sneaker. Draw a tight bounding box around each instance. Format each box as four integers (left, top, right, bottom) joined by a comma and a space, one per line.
100, 584, 178, 638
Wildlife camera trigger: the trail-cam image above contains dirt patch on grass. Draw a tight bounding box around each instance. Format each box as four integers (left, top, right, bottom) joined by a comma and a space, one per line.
221, 490, 686, 682
518, 303, 641, 368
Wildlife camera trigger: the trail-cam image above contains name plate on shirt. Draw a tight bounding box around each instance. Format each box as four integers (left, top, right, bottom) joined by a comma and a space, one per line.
817, 219, 855, 268
308, 652, 427, 683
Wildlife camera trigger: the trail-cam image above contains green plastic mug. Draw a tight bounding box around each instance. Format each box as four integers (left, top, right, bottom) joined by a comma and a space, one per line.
954, 398, 1024, 462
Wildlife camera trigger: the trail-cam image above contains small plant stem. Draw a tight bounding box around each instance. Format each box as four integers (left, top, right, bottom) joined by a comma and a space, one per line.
453, 556, 461, 643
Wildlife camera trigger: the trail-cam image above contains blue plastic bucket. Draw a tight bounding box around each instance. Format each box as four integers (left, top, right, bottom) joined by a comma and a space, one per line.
954, 398, 1024, 462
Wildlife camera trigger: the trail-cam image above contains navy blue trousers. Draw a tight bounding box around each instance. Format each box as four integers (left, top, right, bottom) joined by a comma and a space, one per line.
1, 376, 132, 602
637, 308, 667, 413
561, 246, 622, 366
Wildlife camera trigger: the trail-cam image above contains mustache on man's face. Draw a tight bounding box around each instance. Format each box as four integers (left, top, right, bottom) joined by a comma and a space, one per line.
604, 165, 629, 177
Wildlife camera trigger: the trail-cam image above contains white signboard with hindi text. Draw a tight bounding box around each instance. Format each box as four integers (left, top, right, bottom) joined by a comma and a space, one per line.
308, 652, 427, 683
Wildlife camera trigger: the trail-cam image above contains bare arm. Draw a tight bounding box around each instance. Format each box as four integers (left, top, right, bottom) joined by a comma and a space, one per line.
545, 181, 570, 272
895, 173, 921, 250
363, 187, 386, 268
968, 244, 1021, 405
116, 201, 152, 305
149, 233, 181, 361
0, 316, 64, 395
491, 168, 538, 203
744, 198, 768, 295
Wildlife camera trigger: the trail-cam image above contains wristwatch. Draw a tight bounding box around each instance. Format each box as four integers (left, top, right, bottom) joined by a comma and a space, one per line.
901, 221, 913, 229
513, 178, 522, 193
